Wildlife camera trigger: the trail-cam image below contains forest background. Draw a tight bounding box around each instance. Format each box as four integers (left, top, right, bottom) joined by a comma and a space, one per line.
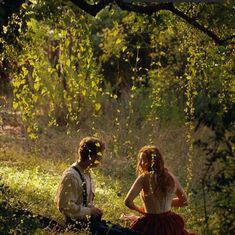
0, 0, 234, 234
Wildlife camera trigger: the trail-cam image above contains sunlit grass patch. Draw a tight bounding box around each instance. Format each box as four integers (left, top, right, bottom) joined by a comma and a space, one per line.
93, 171, 139, 224
0, 134, 202, 234
0, 152, 134, 226
0, 165, 61, 219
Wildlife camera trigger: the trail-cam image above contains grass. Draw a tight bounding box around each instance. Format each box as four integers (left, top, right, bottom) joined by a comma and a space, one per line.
0, 124, 205, 234
0, 136, 139, 234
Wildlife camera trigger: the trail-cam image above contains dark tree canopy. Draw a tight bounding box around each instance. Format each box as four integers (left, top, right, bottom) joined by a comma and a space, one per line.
0, 0, 234, 45
0, 0, 25, 27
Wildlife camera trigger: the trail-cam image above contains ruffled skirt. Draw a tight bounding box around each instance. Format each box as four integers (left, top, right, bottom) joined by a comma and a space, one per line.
130, 211, 196, 235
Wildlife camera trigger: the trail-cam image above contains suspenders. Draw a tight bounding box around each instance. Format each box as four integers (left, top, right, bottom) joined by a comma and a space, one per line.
71, 166, 88, 207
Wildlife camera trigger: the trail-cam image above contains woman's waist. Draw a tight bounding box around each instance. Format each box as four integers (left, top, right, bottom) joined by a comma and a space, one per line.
144, 203, 172, 214
143, 210, 173, 217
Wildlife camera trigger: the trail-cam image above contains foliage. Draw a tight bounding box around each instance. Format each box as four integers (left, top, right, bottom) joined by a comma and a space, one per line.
192, 45, 235, 235
0, 0, 234, 234
2, 2, 105, 137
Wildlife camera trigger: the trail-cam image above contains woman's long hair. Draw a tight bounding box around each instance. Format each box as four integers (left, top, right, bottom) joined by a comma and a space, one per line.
136, 145, 175, 195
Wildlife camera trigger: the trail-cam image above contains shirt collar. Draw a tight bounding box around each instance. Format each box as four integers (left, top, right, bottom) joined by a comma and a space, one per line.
74, 161, 90, 174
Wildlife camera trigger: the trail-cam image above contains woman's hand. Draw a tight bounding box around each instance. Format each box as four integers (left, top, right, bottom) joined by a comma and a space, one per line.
133, 206, 146, 214
120, 213, 139, 222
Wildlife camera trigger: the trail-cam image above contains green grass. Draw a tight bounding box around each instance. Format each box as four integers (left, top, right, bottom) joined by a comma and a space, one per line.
0, 145, 140, 234
0, 132, 204, 234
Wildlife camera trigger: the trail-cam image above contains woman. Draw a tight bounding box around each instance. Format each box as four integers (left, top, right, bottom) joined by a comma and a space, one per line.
124, 145, 196, 235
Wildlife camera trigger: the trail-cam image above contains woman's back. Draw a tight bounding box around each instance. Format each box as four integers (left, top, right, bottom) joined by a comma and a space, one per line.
124, 145, 196, 235
140, 173, 176, 214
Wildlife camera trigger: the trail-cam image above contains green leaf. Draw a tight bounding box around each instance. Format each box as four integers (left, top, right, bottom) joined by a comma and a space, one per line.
116, 38, 122, 44
13, 102, 18, 110
34, 83, 40, 91
95, 103, 101, 111
66, 59, 71, 67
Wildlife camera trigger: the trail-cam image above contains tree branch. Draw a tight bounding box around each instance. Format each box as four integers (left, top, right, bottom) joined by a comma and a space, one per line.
1, 0, 234, 45
115, 0, 172, 15
70, 0, 113, 16
168, 5, 235, 45
114, 0, 234, 45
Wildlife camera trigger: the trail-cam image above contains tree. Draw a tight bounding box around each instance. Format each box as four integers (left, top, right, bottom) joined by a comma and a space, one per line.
0, 0, 234, 45
0, 1, 234, 234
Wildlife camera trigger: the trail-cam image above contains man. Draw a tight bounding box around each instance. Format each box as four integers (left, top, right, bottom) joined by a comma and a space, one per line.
55, 136, 139, 235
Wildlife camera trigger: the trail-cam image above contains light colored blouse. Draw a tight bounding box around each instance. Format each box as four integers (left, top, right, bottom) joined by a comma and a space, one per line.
55, 161, 95, 219
126, 172, 182, 214
140, 187, 176, 214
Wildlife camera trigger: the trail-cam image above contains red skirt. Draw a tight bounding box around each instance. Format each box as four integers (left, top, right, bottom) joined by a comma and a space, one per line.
130, 211, 196, 235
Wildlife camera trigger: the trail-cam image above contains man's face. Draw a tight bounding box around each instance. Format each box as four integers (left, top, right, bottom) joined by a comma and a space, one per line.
89, 152, 103, 168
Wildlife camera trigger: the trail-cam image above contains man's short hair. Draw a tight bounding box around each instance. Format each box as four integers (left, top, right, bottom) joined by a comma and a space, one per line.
78, 136, 105, 161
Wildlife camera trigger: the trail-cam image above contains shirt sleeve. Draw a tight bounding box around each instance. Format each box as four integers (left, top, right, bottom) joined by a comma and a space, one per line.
55, 172, 91, 219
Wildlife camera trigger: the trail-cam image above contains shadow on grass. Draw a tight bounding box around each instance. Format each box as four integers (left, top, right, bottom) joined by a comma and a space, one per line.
0, 180, 65, 234
0, 202, 65, 234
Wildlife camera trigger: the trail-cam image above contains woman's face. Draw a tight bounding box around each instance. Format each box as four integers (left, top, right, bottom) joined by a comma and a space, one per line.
139, 153, 150, 172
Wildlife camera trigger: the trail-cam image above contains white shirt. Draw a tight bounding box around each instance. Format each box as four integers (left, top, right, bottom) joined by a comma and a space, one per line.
126, 172, 182, 214
55, 161, 95, 219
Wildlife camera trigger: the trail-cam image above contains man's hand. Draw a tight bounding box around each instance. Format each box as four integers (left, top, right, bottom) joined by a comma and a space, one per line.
90, 207, 103, 218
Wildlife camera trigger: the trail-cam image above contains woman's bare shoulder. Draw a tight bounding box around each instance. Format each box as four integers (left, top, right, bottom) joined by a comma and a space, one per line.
138, 173, 151, 184
167, 171, 182, 188
165, 170, 176, 179
140, 172, 152, 179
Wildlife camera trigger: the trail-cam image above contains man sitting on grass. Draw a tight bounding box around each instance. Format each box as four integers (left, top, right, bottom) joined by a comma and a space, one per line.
55, 136, 138, 235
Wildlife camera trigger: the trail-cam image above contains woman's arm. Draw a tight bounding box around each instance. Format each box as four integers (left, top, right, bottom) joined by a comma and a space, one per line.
124, 175, 145, 214
171, 176, 188, 207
